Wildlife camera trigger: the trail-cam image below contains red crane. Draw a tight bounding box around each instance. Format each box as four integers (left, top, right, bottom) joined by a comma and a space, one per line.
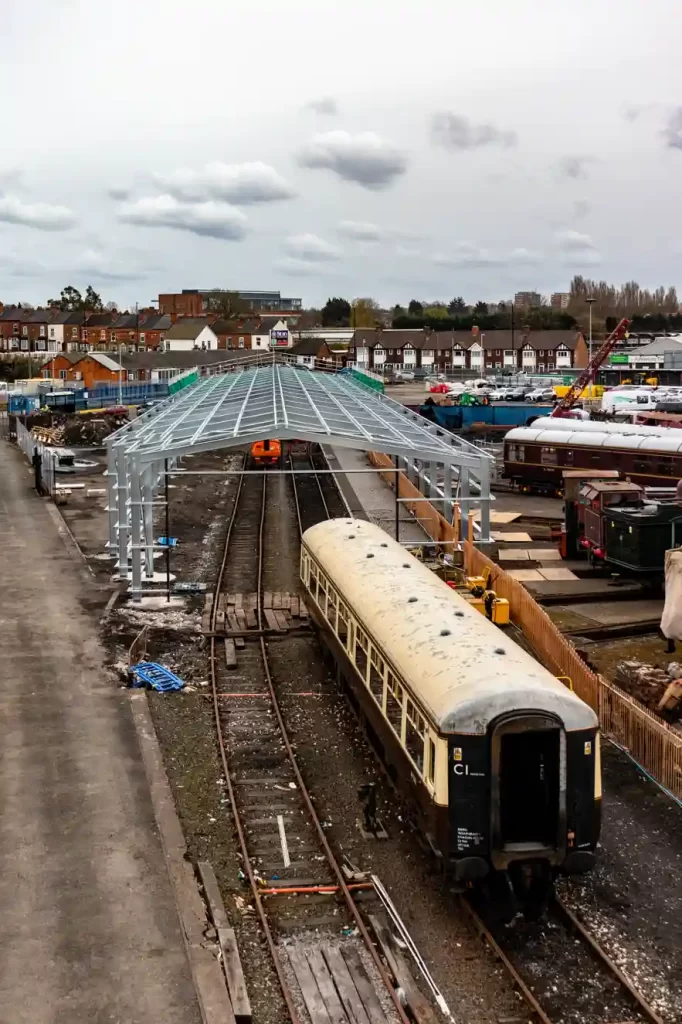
551, 317, 631, 417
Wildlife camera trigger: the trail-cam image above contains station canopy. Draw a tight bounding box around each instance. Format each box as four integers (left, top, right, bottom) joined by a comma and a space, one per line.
113, 364, 490, 467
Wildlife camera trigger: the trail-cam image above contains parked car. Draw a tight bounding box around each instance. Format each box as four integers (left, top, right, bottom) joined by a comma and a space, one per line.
528, 387, 557, 402
393, 370, 415, 381
488, 388, 507, 401
503, 387, 529, 401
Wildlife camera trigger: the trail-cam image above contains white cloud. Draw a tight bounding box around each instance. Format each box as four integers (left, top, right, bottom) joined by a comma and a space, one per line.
152, 161, 296, 204
336, 220, 386, 242
284, 233, 341, 261
118, 194, 247, 240
274, 257, 332, 276
107, 185, 132, 201
75, 248, 148, 281
555, 156, 592, 180
298, 131, 408, 190
431, 113, 517, 151
0, 194, 77, 231
663, 107, 682, 150
307, 97, 338, 116
0, 252, 48, 277
432, 243, 541, 269
554, 228, 601, 266
508, 247, 542, 265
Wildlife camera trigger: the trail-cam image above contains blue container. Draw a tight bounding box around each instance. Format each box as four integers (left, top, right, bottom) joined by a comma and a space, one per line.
421, 402, 554, 430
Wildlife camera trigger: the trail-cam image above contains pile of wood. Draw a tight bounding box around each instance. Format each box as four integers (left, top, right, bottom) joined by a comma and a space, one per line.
613, 660, 682, 719
31, 424, 66, 445
202, 591, 309, 635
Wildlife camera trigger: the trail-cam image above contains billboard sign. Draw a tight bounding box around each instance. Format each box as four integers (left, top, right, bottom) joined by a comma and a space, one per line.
270, 329, 289, 348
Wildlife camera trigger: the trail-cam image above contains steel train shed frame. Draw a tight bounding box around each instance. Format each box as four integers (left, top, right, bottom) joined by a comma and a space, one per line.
105, 364, 494, 595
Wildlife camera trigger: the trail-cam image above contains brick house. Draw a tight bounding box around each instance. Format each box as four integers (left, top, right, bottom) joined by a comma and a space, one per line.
351, 327, 587, 372
289, 338, 334, 366
40, 352, 123, 388
211, 318, 262, 350
0, 306, 27, 351
80, 313, 117, 350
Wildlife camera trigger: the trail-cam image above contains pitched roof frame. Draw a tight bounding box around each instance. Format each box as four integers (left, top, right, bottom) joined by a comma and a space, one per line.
106, 363, 494, 595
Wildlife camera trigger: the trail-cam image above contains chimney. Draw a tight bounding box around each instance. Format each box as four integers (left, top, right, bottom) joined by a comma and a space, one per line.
171, 312, 178, 324
471, 325, 479, 337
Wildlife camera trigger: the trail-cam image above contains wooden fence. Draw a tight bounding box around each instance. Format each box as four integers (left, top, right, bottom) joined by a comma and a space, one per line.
367, 450, 682, 802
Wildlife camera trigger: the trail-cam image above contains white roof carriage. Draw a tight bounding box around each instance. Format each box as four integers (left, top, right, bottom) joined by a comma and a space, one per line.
302, 519, 597, 735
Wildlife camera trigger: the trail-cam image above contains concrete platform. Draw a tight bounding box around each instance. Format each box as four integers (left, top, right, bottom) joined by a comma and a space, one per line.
328, 446, 428, 544
0, 443, 202, 1024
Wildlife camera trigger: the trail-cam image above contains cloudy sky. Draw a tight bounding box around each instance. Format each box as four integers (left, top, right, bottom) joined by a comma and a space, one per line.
2, 0, 682, 309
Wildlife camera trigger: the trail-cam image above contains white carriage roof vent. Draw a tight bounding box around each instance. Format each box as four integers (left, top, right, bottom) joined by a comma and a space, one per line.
366, 553, 375, 558
454, 611, 464, 617
408, 596, 418, 603
402, 563, 411, 568
440, 629, 451, 636
495, 647, 506, 655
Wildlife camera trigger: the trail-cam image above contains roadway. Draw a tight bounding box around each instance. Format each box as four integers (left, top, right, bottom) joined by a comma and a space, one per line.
0, 442, 202, 1024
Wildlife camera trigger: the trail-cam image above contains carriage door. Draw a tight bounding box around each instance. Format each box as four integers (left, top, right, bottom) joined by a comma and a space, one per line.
490, 713, 566, 869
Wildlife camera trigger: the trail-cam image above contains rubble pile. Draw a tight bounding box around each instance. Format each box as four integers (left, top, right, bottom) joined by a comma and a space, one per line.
614, 659, 682, 719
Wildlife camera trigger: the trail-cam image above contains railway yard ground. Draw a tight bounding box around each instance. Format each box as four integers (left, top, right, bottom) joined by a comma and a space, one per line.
6, 431, 682, 1024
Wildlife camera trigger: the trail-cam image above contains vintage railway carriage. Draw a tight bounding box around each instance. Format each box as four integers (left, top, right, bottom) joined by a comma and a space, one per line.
301, 519, 601, 918
504, 420, 682, 492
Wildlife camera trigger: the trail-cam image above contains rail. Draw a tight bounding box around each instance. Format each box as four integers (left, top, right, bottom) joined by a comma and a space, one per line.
209, 457, 410, 1024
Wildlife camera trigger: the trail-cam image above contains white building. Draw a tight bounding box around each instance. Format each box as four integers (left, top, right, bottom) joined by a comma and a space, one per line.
161, 319, 218, 352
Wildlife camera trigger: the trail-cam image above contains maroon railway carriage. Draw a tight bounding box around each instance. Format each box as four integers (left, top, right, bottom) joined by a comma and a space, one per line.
503, 424, 682, 493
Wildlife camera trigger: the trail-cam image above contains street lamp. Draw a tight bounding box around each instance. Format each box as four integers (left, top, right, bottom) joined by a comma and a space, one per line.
586, 297, 596, 364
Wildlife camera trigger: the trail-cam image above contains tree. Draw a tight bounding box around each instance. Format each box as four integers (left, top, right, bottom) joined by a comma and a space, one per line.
474, 300, 489, 315
407, 299, 423, 316
321, 296, 351, 327
392, 304, 407, 318
423, 305, 449, 319
350, 297, 380, 328
83, 285, 103, 311
105, 301, 119, 312
448, 297, 467, 314
205, 290, 246, 320
48, 285, 104, 312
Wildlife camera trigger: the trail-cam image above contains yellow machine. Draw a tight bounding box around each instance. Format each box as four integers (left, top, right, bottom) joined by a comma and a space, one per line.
463, 570, 510, 625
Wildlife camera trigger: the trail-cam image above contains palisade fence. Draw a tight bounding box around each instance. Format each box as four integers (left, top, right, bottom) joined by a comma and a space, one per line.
368, 449, 682, 802
15, 418, 57, 496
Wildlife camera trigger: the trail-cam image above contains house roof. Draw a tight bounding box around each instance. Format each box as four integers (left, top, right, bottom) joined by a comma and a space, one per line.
164, 318, 216, 341
209, 318, 262, 336
84, 313, 117, 328
47, 310, 76, 324
41, 352, 83, 365
0, 305, 26, 321
119, 350, 239, 370
139, 313, 172, 330
290, 338, 331, 356
628, 336, 682, 357
113, 314, 139, 329
88, 352, 122, 371
256, 316, 287, 333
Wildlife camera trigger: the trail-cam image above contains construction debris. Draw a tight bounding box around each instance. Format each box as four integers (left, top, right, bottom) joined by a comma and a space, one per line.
613, 660, 682, 720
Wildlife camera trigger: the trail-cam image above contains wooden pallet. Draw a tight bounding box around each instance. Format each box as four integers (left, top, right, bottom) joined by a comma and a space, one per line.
205, 592, 309, 634
287, 941, 388, 1024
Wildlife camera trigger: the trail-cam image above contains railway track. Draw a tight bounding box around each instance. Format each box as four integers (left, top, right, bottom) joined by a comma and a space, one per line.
462, 893, 665, 1024
289, 444, 351, 532
209, 451, 408, 1024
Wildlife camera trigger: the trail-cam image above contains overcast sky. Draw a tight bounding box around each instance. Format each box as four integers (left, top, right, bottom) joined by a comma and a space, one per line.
2, 0, 682, 309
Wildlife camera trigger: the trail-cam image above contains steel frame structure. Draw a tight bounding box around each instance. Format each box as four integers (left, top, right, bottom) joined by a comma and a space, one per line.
105, 364, 494, 596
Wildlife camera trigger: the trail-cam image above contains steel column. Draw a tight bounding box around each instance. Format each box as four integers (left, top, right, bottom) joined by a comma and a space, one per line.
130, 457, 142, 599
115, 445, 129, 578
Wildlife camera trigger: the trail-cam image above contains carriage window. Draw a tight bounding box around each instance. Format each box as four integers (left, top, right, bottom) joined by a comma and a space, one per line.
541, 446, 557, 465
337, 601, 349, 640
355, 627, 369, 680
405, 700, 425, 772
426, 738, 436, 784
385, 673, 403, 737
564, 448, 574, 466
369, 646, 384, 704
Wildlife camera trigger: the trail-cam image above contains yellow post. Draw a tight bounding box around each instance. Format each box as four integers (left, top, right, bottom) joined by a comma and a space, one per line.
452, 502, 460, 546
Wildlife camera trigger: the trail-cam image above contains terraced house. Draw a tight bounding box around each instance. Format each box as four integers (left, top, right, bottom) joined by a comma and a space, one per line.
351, 327, 587, 373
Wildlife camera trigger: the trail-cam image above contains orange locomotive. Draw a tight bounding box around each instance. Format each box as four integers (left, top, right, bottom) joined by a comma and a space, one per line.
250, 439, 282, 465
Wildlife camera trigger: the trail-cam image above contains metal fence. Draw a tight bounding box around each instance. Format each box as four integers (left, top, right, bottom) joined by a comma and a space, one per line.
463, 541, 682, 802
15, 418, 57, 496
